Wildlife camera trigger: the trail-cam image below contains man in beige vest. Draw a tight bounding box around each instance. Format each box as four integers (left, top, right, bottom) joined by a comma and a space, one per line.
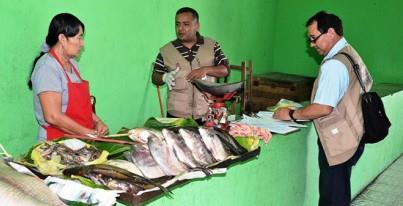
273, 11, 372, 206
152, 7, 229, 124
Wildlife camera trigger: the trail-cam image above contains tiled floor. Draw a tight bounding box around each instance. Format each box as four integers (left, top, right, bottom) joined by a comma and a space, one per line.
352, 154, 403, 206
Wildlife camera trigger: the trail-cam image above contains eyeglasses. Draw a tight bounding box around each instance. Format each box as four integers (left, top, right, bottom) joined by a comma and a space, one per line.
308, 33, 325, 43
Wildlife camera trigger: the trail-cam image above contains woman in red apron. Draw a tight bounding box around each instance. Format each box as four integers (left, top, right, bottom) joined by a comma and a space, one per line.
28, 13, 108, 140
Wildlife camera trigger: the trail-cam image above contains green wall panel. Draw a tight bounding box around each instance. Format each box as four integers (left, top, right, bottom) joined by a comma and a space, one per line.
271, 0, 403, 85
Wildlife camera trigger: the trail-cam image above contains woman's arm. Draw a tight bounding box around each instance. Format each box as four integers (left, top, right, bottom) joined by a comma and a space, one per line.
39, 91, 95, 136
92, 113, 109, 136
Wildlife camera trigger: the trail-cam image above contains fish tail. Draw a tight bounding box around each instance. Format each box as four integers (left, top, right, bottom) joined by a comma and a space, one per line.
192, 167, 212, 176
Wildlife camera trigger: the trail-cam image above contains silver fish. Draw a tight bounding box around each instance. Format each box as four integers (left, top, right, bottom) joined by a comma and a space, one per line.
130, 142, 166, 179
179, 128, 216, 166
0, 159, 66, 206
162, 129, 201, 168
128, 128, 164, 143
212, 127, 248, 155
148, 134, 188, 176
63, 164, 170, 195
199, 127, 230, 161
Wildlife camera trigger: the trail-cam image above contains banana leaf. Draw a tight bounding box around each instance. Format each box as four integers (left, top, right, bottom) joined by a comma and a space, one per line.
70, 175, 107, 189
234, 136, 259, 152
267, 98, 303, 112
144, 117, 199, 129
90, 137, 132, 160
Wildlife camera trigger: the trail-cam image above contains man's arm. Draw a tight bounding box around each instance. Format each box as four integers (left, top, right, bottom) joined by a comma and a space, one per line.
273, 103, 333, 121
152, 53, 167, 85
187, 42, 229, 80
186, 64, 228, 80
273, 59, 348, 121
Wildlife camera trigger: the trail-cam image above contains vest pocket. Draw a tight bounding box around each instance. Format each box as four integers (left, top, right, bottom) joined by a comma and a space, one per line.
320, 120, 359, 157
172, 77, 189, 91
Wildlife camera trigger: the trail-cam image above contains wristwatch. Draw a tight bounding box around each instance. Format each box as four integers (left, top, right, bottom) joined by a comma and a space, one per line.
289, 110, 297, 122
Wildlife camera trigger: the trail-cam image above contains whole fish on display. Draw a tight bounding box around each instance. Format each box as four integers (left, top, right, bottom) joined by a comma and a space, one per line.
0, 159, 66, 206
63, 164, 170, 195
148, 134, 188, 176
199, 127, 231, 161
179, 128, 216, 166
212, 127, 248, 156
129, 142, 166, 179
162, 129, 202, 168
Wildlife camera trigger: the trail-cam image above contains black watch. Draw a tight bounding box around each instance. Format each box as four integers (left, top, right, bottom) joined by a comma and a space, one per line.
289, 110, 297, 122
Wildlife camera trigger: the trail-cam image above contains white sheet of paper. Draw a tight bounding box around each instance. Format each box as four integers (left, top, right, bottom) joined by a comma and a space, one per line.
237, 112, 309, 134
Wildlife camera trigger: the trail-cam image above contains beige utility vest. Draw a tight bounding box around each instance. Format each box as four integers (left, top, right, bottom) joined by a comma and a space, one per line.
160, 38, 216, 119
311, 45, 372, 166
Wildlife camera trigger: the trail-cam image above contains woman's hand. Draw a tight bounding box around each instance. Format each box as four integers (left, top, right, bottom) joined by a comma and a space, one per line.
95, 120, 109, 136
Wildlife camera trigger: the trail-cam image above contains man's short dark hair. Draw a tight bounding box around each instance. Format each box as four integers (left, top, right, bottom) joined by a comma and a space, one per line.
306, 11, 343, 36
176, 7, 199, 22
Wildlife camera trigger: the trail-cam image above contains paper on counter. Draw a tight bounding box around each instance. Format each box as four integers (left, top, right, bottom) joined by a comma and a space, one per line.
237, 112, 308, 135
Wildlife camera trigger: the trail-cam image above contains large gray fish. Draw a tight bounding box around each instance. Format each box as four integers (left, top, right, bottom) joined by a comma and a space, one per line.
179, 128, 216, 166
63, 164, 170, 195
148, 134, 188, 176
162, 129, 201, 168
212, 127, 248, 155
129, 142, 166, 179
199, 127, 230, 161
128, 128, 164, 143
0, 159, 66, 206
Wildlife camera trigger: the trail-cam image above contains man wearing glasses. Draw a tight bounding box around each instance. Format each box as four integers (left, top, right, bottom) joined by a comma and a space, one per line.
152, 7, 229, 124
274, 11, 372, 206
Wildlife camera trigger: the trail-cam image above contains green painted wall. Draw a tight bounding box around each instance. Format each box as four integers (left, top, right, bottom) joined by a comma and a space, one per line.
0, 1, 402, 206
269, 0, 403, 85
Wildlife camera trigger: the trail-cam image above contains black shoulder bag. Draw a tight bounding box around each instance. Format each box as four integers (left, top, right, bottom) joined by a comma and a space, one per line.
339, 52, 391, 144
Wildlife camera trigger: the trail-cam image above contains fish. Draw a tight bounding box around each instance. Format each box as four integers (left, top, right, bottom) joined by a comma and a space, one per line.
148, 133, 188, 176
212, 127, 248, 155
179, 128, 216, 166
129, 142, 166, 179
63, 164, 170, 195
198, 127, 230, 161
105, 159, 143, 177
162, 129, 202, 168
0, 159, 66, 206
128, 128, 164, 143
38, 141, 102, 166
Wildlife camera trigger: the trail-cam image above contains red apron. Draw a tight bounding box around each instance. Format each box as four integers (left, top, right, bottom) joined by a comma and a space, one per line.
43, 50, 94, 140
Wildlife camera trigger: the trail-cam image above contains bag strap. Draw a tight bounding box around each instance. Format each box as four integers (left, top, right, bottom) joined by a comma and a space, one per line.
338, 52, 367, 93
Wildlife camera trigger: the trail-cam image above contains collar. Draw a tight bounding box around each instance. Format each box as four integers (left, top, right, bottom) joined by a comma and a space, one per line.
322, 37, 348, 63
172, 32, 204, 47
